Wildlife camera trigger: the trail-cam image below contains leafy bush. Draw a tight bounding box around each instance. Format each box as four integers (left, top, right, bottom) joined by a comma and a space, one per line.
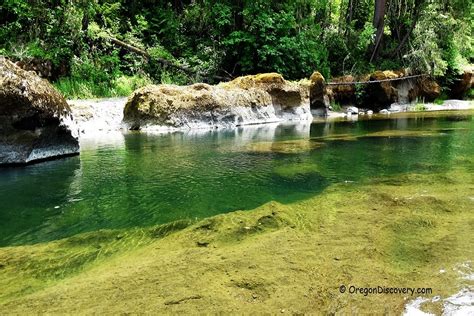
413, 103, 426, 111
2, 0, 472, 99
330, 101, 342, 112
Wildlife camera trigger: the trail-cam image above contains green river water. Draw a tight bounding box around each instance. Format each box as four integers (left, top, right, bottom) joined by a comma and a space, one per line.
0, 110, 473, 247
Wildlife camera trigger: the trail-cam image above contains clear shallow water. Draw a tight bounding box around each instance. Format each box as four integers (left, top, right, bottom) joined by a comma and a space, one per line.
0, 111, 473, 246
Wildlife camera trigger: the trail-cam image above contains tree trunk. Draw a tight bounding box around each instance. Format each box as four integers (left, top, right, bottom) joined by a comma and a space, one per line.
370, 0, 387, 62
389, 0, 425, 57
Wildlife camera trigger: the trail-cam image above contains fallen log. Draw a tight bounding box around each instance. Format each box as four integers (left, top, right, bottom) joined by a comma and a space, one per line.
107, 36, 231, 82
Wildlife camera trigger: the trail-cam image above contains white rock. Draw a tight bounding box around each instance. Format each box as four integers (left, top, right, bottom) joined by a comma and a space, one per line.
346, 106, 359, 115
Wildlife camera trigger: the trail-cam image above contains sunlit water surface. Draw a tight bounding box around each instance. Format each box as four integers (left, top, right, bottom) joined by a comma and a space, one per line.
0, 111, 473, 246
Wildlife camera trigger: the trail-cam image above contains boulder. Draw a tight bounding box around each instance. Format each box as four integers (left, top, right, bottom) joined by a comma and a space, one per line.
222, 73, 309, 110
346, 106, 359, 115
408, 77, 440, 102
123, 73, 311, 130
364, 70, 402, 109
327, 75, 357, 105
16, 58, 53, 79
0, 57, 79, 165
450, 65, 473, 98
308, 71, 328, 115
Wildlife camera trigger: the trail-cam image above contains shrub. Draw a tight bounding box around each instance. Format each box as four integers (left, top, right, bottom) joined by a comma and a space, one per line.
54, 75, 151, 99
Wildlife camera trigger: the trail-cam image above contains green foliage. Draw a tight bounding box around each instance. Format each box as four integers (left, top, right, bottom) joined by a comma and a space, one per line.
54, 75, 151, 99
112, 75, 152, 97
406, 2, 471, 77
355, 83, 366, 105
1, 0, 472, 99
467, 89, 474, 99
413, 103, 427, 111
356, 22, 376, 52
434, 98, 444, 106
330, 101, 342, 112
222, 2, 329, 79
434, 92, 449, 105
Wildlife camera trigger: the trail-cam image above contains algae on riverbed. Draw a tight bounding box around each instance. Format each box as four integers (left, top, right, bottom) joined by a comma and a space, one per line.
0, 165, 472, 314
0, 110, 473, 313
242, 139, 324, 154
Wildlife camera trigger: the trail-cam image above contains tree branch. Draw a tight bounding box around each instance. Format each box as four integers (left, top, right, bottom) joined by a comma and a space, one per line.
106, 36, 231, 82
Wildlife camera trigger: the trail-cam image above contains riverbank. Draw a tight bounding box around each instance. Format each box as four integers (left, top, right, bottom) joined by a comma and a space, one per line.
66, 97, 474, 137
0, 166, 472, 314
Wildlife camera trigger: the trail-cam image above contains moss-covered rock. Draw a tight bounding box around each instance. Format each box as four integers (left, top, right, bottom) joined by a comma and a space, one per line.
309, 71, 328, 113
364, 70, 404, 108
408, 77, 441, 102
450, 65, 473, 99
0, 57, 79, 165
327, 75, 357, 105
123, 73, 311, 130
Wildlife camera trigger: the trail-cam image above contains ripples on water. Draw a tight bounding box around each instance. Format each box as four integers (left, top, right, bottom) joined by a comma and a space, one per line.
0, 111, 473, 246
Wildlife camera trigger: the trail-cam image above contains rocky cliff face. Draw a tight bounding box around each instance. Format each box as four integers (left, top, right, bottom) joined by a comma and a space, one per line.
0, 57, 79, 165
123, 73, 312, 131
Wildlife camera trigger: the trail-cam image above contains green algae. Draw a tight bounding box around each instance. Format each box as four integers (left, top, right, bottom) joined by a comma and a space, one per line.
311, 129, 446, 142
272, 162, 321, 179
0, 166, 472, 314
2, 110, 473, 247
0, 219, 195, 304
243, 139, 324, 154
361, 129, 444, 138
311, 133, 359, 141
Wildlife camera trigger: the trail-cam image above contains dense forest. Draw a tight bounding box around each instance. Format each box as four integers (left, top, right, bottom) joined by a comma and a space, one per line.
1, 0, 472, 98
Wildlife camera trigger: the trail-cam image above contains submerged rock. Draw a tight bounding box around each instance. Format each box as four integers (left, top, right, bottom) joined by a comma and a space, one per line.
0, 57, 79, 165
123, 73, 312, 130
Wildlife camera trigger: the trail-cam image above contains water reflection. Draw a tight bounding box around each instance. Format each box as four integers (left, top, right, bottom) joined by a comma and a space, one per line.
0, 111, 472, 246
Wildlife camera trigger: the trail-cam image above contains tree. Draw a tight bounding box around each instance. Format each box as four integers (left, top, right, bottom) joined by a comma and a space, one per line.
370, 0, 386, 62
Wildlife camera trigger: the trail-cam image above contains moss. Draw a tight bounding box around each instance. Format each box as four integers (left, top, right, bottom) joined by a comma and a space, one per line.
222, 73, 286, 90
254, 73, 285, 84
309, 71, 325, 83
0, 57, 70, 117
